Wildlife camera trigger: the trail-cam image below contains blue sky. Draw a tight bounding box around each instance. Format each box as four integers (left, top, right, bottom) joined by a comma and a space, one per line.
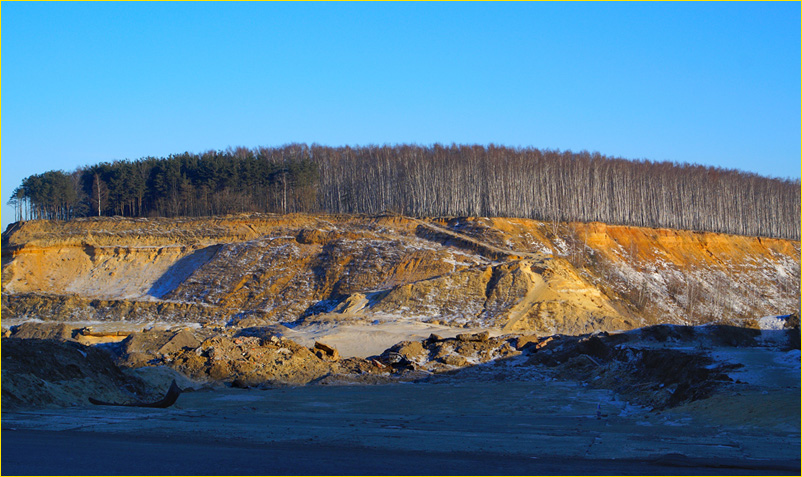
2, 1, 800, 230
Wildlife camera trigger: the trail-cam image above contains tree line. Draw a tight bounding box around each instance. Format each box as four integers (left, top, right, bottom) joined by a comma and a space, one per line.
9, 143, 800, 240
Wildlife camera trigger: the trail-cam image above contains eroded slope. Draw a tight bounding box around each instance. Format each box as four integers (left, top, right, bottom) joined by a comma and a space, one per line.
2, 214, 799, 334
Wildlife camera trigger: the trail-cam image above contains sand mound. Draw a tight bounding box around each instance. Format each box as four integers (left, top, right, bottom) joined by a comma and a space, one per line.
1, 338, 152, 409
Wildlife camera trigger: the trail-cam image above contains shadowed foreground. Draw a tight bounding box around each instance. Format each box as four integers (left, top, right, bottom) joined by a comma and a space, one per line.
2, 378, 799, 476
2, 428, 797, 476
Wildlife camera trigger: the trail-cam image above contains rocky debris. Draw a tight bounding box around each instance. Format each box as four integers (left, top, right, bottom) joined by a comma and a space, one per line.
379, 333, 520, 373
378, 350, 416, 372
632, 323, 768, 348
522, 326, 746, 409
456, 330, 490, 342
105, 326, 523, 386
169, 335, 335, 386
441, 355, 469, 367
230, 377, 252, 389
2, 319, 793, 412
706, 325, 761, 347
316, 356, 421, 385
783, 312, 800, 330
232, 324, 293, 339
109, 327, 219, 367
534, 336, 555, 350
3, 322, 399, 389
638, 324, 698, 343
394, 341, 427, 361
629, 349, 735, 408
1, 338, 152, 410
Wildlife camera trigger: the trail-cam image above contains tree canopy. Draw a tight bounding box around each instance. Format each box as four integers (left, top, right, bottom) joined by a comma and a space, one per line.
9, 143, 800, 240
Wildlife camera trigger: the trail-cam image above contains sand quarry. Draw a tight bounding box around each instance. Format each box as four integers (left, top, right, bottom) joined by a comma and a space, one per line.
2, 215, 799, 474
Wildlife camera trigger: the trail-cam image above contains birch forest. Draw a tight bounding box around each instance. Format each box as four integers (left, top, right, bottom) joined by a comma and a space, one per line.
9, 144, 800, 240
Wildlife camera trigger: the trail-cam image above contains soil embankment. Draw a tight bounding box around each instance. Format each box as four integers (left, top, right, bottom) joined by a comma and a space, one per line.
3, 214, 799, 334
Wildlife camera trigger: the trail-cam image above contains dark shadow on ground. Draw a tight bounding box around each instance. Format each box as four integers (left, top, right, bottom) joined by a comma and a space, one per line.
2, 429, 798, 476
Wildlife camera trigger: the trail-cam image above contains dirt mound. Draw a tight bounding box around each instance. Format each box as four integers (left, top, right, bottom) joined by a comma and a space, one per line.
117, 328, 206, 367
1, 323, 416, 392
380, 331, 520, 373
636, 323, 762, 347
525, 329, 743, 409
109, 327, 523, 387
170, 335, 334, 386
8, 321, 76, 341
1, 338, 152, 410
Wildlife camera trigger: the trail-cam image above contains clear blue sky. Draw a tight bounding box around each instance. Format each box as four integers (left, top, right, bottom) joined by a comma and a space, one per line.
2, 1, 800, 230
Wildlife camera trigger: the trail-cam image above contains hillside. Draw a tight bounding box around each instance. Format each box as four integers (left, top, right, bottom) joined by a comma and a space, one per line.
2, 213, 798, 335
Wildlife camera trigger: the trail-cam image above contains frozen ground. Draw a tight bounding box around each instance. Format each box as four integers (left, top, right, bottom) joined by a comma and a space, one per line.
2, 377, 798, 475
2, 334, 799, 475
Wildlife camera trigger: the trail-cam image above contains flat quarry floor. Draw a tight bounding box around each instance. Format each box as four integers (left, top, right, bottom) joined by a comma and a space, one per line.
3, 372, 799, 476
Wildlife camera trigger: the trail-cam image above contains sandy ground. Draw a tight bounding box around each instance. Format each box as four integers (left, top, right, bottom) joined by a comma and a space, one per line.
281, 318, 505, 358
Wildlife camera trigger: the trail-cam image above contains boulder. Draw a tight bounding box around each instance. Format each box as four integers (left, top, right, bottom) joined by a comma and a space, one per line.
314, 341, 340, 361
456, 331, 490, 342
514, 334, 540, 350
394, 341, 426, 361
422, 333, 444, 347
441, 355, 469, 367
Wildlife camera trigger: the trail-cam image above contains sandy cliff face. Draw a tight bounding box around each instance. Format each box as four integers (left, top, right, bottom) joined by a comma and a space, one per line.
2, 214, 798, 334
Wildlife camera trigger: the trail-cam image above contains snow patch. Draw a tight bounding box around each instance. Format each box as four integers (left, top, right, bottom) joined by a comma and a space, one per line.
757, 315, 788, 331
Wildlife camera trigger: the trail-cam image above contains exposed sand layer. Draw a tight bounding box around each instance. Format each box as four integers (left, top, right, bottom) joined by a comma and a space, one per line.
3, 214, 799, 334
